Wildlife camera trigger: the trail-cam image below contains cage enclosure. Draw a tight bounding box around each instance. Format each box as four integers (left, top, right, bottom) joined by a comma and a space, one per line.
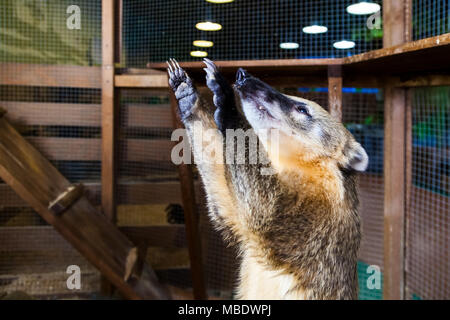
0, 0, 448, 300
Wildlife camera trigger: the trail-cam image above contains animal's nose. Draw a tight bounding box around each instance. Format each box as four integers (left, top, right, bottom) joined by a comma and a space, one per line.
236, 68, 249, 84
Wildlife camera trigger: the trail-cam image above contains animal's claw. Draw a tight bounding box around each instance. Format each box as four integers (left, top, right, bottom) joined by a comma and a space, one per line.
167, 58, 190, 92
166, 58, 197, 120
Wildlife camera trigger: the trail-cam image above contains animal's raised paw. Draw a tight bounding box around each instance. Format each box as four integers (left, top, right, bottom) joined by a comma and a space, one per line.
203, 58, 233, 110
167, 58, 190, 92
167, 58, 197, 119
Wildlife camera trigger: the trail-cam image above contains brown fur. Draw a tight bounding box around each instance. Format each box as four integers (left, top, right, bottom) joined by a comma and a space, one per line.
168, 62, 365, 300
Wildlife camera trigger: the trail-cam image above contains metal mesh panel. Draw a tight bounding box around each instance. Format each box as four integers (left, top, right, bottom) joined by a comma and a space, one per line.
342, 89, 384, 300
123, 0, 383, 66
413, 0, 450, 40
0, 0, 102, 299
117, 88, 190, 290
406, 86, 449, 300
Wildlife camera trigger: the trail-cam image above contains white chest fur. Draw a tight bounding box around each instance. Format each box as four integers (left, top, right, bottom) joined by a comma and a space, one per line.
237, 250, 307, 300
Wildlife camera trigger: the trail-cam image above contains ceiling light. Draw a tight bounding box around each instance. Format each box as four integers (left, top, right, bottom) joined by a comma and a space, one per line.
206, 0, 234, 3
303, 25, 328, 34
280, 42, 299, 49
333, 40, 356, 49
193, 40, 214, 48
195, 21, 222, 31
346, 1, 381, 15
190, 50, 208, 58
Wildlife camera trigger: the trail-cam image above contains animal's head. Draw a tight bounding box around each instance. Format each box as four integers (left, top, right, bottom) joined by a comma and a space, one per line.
233, 68, 368, 173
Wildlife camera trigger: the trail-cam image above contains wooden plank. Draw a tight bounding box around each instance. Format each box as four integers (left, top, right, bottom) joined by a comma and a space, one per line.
148, 58, 342, 70
122, 104, 172, 128
0, 182, 100, 207
26, 137, 101, 161
21, 137, 173, 164
383, 84, 407, 300
327, 65, 342, 121
383, 0, 409, 47
346, 34, 450, 65
0, 102, 101, 127
102, 0, 117, 225
0, 63, 101, 88
115, 74, 169, 88
0, 117, 170, 299
0, 180, 202, 207
0, 102, 174, 128
170, 93, 207, 299
382, 0, 409, 301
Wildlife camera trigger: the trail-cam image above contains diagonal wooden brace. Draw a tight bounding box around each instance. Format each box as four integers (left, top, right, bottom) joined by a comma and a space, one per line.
48, 184, 84, 216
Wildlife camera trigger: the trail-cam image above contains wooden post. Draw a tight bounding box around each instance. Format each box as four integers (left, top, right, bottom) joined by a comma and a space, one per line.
382, 0, 411, 300
170, 93, 207, 300
327, 65, 343, 121
101, 0, 118, 295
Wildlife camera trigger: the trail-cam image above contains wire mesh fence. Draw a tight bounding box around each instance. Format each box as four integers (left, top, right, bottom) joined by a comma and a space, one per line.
123, 0, 383, 66
413, 0, 450, 40
342, 88, 385, 300
0, 0, 102, 299
406, 86, 449, 300
0, 0, 448, 301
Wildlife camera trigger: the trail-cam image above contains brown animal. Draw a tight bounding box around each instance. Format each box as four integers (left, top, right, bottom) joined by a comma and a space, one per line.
167, 58, 367, 299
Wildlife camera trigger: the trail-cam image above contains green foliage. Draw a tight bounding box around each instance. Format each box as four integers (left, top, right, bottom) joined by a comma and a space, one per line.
0, 0, 101, 66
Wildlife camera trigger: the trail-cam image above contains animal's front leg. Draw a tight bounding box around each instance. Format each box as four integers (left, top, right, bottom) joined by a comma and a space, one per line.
167, 59, 243, 237
167, 58, 199, 122
203, 58, 249, 132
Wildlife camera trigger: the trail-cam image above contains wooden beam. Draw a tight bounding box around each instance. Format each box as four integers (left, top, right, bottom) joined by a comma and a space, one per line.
0, 102, 173, 128
101, 0, 118, 296
0, 180, 202, 208
102, 0, 117, 224
148, 58, 342, 70
327, 65, 342, 121
115, 74, 169, 88
19, 137, 173, 162
382, 0, 410, 300
384, 84, 407, 300
0, 102, 101, 127
0, 63, 101, 88
170, 93, 207, 299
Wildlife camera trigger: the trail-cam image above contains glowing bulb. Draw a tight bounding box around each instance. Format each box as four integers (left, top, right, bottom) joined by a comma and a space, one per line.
346, 2, 381, 15
190, 50, 208, 58
193, 40, 214, 48
195, 21, 222, 31
206, 0, 234, 3
333, 40, 356, 49
280, 42, 299, 49
302, 25, 328, 34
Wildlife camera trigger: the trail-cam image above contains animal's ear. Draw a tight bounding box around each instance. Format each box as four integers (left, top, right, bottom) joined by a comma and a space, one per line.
343, 141, 369, 172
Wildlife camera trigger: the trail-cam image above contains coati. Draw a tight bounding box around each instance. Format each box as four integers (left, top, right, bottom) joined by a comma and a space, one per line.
167, 58, 368, 300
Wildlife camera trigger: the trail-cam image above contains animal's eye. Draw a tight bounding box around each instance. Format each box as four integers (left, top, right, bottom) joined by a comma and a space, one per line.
296, 105, 310, 117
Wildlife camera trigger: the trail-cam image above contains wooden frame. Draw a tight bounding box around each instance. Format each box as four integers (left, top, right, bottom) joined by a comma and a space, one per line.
101, 0, 118, 295
1, 0, 449, 301
382, 0, 411, 300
